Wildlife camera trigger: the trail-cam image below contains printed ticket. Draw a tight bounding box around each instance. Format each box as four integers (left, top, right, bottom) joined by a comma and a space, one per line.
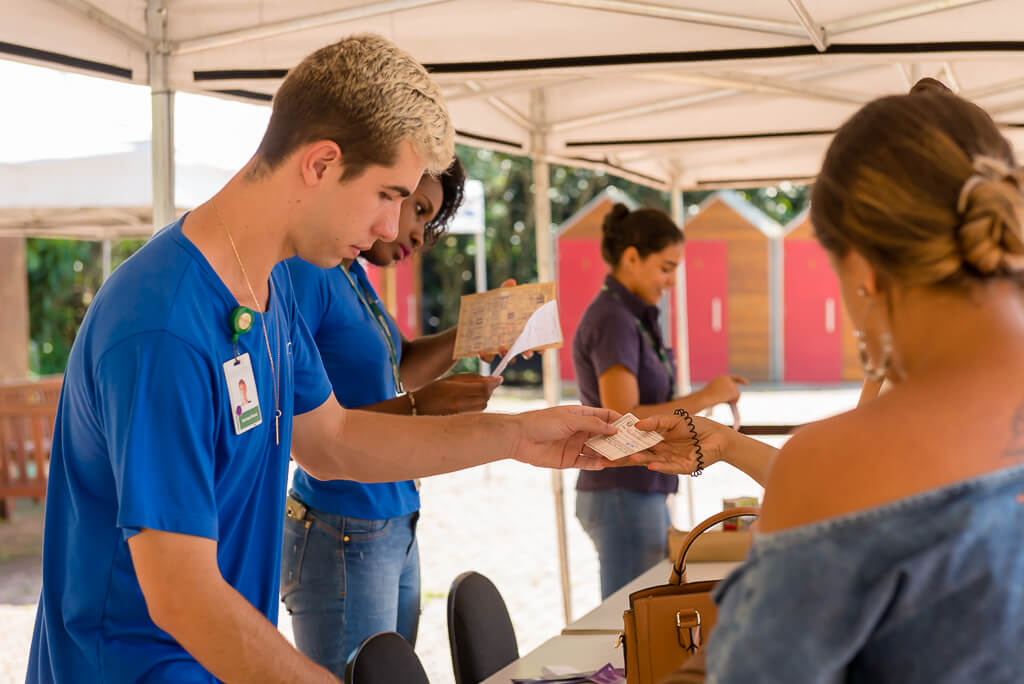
584, 413, 664, 461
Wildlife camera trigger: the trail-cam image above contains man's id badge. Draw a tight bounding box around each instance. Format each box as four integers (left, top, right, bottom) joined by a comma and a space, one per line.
223, 353, 262, 435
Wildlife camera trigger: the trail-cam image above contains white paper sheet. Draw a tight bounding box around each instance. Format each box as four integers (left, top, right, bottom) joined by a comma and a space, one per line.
584, 413, 664, 460
490, 299, 562, 377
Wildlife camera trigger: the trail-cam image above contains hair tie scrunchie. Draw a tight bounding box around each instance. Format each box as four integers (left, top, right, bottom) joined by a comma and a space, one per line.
957, 156, 1014, 214
954, 155, 1024, 277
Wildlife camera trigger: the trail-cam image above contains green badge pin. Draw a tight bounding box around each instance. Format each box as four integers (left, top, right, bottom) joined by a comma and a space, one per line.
230, 306, 255, 345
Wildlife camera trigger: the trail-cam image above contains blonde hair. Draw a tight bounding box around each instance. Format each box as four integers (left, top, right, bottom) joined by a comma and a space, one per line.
812, 86, 1024, 288
253, 34, 453, 180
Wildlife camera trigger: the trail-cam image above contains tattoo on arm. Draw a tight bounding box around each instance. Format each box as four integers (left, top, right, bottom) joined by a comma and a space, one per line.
1002, 400, 1024, 460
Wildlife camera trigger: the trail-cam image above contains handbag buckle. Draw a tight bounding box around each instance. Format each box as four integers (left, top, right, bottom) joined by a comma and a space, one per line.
676, 609, 702, 654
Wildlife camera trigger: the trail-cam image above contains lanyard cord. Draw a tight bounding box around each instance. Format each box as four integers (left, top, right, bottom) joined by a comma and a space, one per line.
602, 284, 675, 398
340, 264, 403, 395
213, 200, 282, 445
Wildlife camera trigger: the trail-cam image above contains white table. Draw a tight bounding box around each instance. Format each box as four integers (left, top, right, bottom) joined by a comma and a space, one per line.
480, 634, 625, 684
562, 560, 740, 635
481, 560, 740, 684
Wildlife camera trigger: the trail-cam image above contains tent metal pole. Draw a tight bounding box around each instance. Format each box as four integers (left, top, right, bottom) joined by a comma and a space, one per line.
475, 226, 489, 375
102, 239, 112, 281
770, 235, 784, 383
532, 90, 572, 625
670, 171, 695, 528
669, 175, 691, 397
148, 0, 175, 232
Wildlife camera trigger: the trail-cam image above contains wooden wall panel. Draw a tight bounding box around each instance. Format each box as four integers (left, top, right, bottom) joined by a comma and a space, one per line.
0, 238, 29, 382
559, 198, 614, 241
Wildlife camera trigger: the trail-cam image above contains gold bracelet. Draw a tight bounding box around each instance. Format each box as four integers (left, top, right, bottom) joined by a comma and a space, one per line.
409, 392, 418, 416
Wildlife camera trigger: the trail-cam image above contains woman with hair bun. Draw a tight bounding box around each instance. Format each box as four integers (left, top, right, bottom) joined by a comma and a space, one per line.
572, 203, 747, 598
643, 79, 1024, 682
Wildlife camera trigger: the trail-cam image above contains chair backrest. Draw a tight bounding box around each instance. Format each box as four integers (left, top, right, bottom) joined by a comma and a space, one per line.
345, 631, 429, 684
447, 571, 519, 684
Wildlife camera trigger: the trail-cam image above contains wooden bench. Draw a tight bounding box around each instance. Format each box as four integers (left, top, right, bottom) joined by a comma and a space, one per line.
0, 377, 61, 520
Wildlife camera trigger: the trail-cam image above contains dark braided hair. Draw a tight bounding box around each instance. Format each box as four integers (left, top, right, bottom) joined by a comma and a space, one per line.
423, 156, 467, 246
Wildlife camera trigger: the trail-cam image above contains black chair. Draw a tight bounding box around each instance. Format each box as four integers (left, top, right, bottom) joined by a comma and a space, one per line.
344, 631, 429, 684
447, 571, 520, 684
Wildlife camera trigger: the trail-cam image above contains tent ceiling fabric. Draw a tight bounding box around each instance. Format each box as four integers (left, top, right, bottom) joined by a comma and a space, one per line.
4, 0, 1024, 188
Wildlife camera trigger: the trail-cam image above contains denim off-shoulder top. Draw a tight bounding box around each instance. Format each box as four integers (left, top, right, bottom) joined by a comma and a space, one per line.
706, 463, 1024, 684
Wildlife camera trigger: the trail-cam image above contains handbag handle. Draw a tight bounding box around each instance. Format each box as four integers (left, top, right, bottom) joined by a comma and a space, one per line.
670, 507, 759, 585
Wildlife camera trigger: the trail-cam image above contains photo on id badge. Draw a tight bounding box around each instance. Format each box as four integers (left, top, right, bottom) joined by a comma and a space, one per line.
223, 353, 262, 435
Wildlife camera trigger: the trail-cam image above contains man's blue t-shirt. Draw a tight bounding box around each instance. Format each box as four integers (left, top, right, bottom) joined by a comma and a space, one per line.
27, 218, 332, 683
285, 257, 419, 520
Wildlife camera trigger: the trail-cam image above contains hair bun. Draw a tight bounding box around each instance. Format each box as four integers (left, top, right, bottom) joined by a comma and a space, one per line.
909, 77, 953, 96
602, 203, 632, 233
956, 157, 1024, 276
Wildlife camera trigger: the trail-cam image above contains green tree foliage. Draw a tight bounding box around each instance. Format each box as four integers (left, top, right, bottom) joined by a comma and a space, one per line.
26, 238, 143, 375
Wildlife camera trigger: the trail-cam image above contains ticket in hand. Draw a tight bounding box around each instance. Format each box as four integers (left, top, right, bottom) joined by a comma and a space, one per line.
584, 413, 664, 461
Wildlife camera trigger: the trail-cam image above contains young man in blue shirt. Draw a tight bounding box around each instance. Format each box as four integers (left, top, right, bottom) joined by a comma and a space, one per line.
26, 34, 629, 684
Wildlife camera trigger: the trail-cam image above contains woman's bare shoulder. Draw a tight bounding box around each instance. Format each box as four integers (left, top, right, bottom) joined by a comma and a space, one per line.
758, 400, 910, 534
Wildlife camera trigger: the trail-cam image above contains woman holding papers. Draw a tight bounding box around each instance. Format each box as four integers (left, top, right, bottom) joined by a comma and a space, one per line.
281, 158, 501, 677
572, 203, 747, 598
640, 81, 1024, 682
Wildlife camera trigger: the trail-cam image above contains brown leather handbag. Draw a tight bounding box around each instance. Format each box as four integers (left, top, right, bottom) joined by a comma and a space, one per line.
621, 507, 759, 684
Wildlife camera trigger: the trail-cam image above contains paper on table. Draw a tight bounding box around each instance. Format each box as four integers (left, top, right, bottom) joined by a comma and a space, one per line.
584, 413, 664, 460
490, 300, 562, 377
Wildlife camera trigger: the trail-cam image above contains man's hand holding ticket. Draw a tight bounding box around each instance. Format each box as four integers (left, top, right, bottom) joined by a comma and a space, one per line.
584, 413, 664, 460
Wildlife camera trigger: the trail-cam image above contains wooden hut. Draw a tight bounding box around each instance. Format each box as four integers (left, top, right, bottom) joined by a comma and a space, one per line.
782, 211, 861, 382
682, 191, 781, 383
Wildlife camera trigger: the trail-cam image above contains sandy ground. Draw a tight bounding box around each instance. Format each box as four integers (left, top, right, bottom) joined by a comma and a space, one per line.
0, 385, 860, 683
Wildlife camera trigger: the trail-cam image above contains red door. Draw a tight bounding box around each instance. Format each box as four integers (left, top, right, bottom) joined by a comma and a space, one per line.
685, 241, 728, 382
784, 240, 841, 382
557, 239, 607, 380
363, 259, 419, 339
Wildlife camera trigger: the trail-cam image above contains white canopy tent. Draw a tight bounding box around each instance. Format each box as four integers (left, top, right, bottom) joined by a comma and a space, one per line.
0, 142, 235, 241
4, 0, 1024, 621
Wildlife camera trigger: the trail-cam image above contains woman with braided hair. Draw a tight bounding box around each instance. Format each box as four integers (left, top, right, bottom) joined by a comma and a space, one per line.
631, 79, 1024, 682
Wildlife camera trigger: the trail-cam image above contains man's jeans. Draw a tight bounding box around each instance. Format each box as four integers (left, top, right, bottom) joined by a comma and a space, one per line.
281, 500, 420, 678
576, 489, 671, 599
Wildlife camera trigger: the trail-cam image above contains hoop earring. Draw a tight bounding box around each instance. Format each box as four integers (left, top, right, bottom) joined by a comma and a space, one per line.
854, 329, 892, 382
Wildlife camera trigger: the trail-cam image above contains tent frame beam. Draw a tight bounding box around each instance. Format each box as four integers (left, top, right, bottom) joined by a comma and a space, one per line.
465, 81, 534, 131
827, 0, 992, 37
634, 69, 870, 106
446, 77, 577, 103
550, 63, 872, 132
172, 0, 448, 56
526, 0, 807, 38
47, 0, 154, 51
966, 75, 1024, 100
786, 0, 828, 52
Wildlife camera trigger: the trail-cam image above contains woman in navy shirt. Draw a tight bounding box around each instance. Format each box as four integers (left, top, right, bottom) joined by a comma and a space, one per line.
281, 158, 500, 676
572, 203, 746, 598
